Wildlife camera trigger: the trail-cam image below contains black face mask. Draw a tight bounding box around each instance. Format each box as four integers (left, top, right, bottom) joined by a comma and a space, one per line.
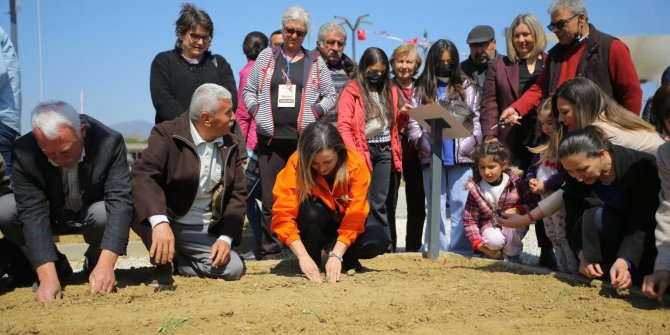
435, 64, 454, 78
366, 73, 384, 85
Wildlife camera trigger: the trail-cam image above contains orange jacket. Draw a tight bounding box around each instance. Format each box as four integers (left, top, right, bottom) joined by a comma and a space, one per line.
271, 146, 371, 247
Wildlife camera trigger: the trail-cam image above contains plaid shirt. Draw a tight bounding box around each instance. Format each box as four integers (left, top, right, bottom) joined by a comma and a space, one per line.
463, 168, 535, 250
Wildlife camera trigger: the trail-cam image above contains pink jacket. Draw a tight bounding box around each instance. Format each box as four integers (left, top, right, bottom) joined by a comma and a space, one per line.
236, 60, 257, 150
337, 81, 408, 172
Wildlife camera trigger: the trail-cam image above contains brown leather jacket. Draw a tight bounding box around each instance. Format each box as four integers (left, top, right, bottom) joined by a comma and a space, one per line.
131, 112, 247, 244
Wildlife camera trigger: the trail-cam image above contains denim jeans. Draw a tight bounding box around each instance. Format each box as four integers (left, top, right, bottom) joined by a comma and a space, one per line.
422, 164, 473, 255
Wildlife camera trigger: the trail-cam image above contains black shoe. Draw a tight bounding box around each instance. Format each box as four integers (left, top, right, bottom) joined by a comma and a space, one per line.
0, 239, 10, 277
342, 258, 363, 272
55, 252, 73, 279
149, 263, 175, 292
538, 247, 557, 270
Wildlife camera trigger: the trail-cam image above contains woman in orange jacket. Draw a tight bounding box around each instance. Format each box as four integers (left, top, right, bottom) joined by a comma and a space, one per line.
272, 122, 388, 283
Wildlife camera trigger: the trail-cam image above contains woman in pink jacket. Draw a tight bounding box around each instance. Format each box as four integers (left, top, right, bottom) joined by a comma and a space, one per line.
337, 47, 410, 253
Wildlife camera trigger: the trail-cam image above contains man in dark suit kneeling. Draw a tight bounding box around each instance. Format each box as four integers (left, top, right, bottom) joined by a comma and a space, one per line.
0, 101, 133, 301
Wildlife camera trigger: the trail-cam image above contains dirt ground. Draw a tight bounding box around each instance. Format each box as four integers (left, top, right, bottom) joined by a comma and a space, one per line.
0, 253, 668, 335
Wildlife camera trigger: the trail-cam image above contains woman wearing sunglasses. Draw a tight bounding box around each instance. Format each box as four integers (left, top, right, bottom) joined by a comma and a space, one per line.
243, 5, 337, 260
150, 3, 239, 126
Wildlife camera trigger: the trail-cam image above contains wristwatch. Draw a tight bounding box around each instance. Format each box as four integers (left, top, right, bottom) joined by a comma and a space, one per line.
328, 251, 343, 262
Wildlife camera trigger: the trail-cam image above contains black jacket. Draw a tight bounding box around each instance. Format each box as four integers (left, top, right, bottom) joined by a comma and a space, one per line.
562, 145, 658, 279
13, 115, 133, 268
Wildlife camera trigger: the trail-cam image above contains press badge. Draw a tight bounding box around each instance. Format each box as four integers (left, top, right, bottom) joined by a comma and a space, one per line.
278, 84, 296, 108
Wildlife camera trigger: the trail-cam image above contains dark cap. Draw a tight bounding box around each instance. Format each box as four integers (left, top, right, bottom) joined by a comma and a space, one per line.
466, 25, 495, 44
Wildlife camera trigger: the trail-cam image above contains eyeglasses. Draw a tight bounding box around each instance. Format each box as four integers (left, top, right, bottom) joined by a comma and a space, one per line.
325, 40, 345, 47
546, 14, 579, 31
188, 33, 212, 43
284, 27, 307, 38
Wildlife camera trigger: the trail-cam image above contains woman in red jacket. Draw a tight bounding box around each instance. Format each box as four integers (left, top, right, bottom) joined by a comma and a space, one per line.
337, 48, 410, 254
272, 122, 388, 283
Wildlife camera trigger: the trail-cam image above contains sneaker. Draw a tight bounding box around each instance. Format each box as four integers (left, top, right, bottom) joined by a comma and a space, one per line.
504, 255, 523, 264
240, 250, 260, 261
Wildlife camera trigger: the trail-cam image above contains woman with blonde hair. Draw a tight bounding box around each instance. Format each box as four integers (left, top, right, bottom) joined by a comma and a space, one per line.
272, 122, 388, 283
390, 44, 424, 251
482, 13, 548, 169
480, 13, 553, 266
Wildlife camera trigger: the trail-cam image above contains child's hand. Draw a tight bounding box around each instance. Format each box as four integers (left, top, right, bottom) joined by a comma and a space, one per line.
529, 178, 545, 194
478, 244, 502, 259
503, 208, 519, 216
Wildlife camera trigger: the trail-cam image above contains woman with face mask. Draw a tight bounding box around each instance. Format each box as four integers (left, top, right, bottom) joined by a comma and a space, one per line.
407, 39, 482, 254
337, 47, 411, 258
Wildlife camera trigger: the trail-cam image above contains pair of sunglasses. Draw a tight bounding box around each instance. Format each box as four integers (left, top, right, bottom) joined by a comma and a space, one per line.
284, 27, 307, 38
546, 14, 579, 31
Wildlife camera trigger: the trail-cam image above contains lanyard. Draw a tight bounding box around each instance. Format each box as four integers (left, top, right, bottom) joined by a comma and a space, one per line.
281, 45, 300, 86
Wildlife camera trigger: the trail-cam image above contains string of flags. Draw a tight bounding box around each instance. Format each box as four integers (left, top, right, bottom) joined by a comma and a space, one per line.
357, 29, 432, 48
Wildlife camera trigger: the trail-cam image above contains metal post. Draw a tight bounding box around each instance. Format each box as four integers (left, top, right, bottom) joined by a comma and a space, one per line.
9, 0, 18, 54
334, 14, 371, 61
423, 118, 447, 260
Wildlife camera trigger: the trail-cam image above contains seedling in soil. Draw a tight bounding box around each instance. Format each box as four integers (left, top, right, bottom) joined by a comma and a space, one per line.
301, 308, 327, 323
157, 315, 190, 333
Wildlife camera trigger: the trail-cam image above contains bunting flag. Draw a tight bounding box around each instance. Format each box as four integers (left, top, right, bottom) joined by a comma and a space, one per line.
372, 31, 422, 46
357, 29, 367, 41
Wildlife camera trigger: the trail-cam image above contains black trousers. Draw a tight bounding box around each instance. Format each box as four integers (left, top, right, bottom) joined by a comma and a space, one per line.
386, 170, 401, 252
402, 158, 426, 252
298, 198, 390, 266
257, 139, 297, 259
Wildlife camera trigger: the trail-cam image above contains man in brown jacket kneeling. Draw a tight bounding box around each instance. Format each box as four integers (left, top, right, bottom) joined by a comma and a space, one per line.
132, 83, 247, 285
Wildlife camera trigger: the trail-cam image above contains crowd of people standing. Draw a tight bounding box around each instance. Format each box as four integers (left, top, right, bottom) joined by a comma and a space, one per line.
1, 0, 670, 304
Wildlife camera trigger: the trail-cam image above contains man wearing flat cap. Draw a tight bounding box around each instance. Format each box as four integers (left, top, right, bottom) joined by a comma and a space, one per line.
460, 25, 500, 96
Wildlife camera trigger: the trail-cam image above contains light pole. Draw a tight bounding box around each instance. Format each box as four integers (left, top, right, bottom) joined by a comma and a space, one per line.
334, 14, 372, 61
9, 0, 18, 54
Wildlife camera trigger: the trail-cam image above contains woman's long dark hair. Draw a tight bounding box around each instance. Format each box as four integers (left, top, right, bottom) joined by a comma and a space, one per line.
242, 31, 269, 61
296, 122, 349, 202
414, 39, 467, 104
352, 47, 396, 131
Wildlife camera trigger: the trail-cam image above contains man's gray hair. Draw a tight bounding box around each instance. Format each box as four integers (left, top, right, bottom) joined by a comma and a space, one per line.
189, 83, 232, 121
281, 6, 310, 32
31, 101, 81, 139
548, 0, 587, 16
317, 21, 346, 43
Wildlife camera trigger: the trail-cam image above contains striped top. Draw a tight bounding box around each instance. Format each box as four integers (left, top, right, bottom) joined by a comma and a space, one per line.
242, 46, 337, 141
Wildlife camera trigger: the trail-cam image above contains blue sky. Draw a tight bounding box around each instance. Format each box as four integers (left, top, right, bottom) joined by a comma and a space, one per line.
0, 0, 668, 134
